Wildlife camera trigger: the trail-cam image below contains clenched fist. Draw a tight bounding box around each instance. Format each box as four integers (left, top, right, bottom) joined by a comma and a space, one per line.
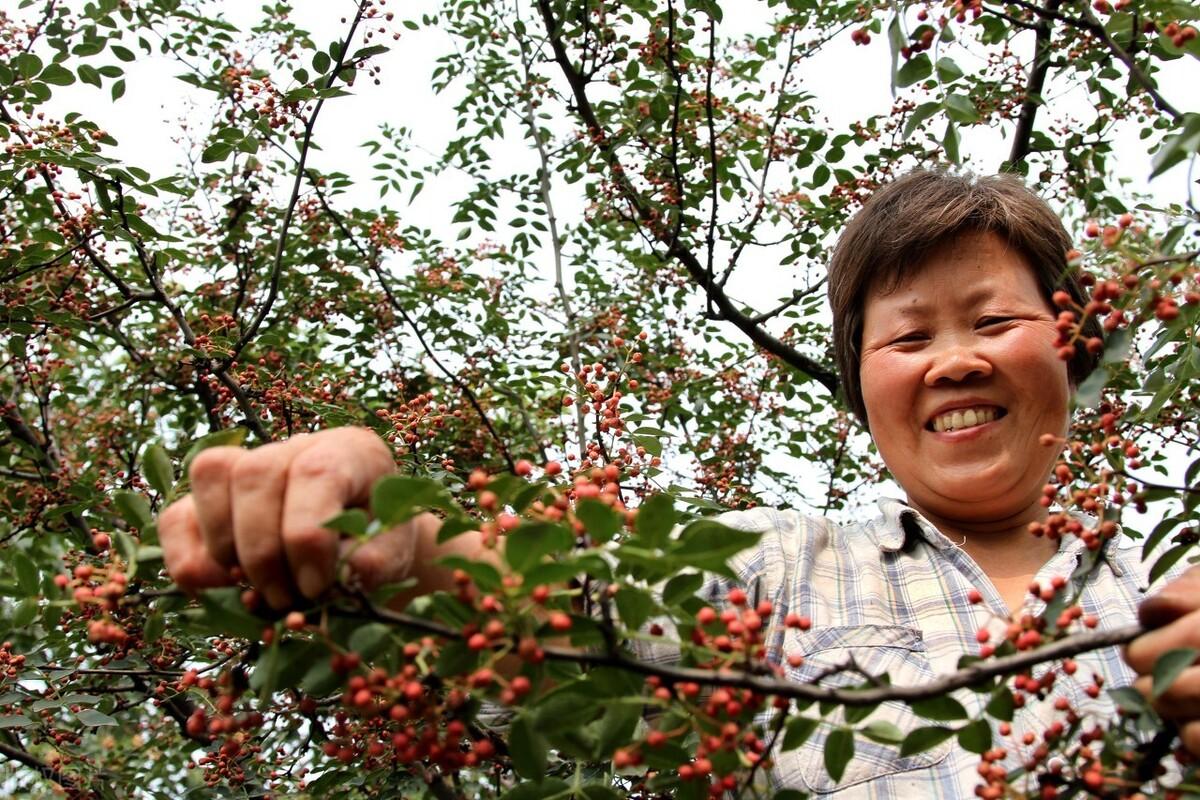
159, 427, 441, 609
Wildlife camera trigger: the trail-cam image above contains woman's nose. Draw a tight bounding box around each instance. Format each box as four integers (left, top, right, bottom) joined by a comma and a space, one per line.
924, 339, 993, 385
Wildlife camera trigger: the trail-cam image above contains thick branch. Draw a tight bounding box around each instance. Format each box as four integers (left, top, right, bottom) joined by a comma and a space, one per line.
1, 395, 92, 545
349, 596, 1143, 707
535, 0, 839, 395
0, 739, 79, 791
1005, 0, 1061, 168
1009, 0, 1181, 121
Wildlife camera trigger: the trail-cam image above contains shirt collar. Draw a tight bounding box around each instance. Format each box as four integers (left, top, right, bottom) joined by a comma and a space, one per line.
869, 496, 1125, 573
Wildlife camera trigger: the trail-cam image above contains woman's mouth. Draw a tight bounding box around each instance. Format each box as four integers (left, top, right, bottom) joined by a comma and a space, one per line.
927, 405, 1007, 433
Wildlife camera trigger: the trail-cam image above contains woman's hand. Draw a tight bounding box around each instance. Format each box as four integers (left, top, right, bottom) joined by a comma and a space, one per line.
158, 427, 418, 610
1124, 566, 1200, 755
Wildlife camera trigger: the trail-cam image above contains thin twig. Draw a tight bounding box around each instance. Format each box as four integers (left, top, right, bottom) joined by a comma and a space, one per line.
534, 0, 840, 394
513, 20, 588, 453
303, 174, 516, 471
224, 0, 370, 365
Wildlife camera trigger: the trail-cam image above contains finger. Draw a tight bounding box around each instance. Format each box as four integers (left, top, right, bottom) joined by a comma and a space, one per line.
1126, 607, 1200, 674
1138, 564, 1200, 630
1133, 667, 1200, 720
230, 444, 297, 609
159, 495, 233, 592
189, 447, 242, 567
339, 523, 418, 595
1182, 720, 1200, 759
282, 429, 396, 598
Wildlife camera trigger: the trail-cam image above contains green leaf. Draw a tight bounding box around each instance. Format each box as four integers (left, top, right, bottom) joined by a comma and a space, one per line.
77, 63, 102, 88
112, 490, 152, 529
860, 719, 905, 745
576, 498, 622, 543
313, 50, 331, 75
781, 716, 819, 752
322, 509, 369, 537
942, 121, 961, 165
614, 584, 659, 631
957, 717, 991, 754
895, 54, 932, 88
900, 725, 954, 757
936, 57, 964, 83
436, 515, 478, 544
12, 597, 38, 629
348, 623, 393, 660
196, 588, 266, 640
1150, 543, 1193, 585
201, 140, 234, 163
823, 727, 855, 783
77, 709, 118, 726
504, 522, 574, 573
370, 475, 451, 526
436, 555, 502, 593
15, 53, 44, 79
1150, 112, 1200, 179
911, 694, 967, 721
594, 699, 641, 758
943, 93, 978, 124
662, 571, 703, 606
985, 687, 1015, 722
674, 520, 761, 577
509, 714, 548, 781
635, 493, 676, 548
13, 552, 39, 596
39, 64, 75, 86
111, 45, 135, 62
141, 442, 174, 498
1152, 647, 1198, 700
0, 715, 34, 729
903, 101, 941, 140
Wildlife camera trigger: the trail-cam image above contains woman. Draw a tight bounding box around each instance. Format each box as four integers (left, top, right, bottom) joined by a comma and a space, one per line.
159, 170, 1200, 796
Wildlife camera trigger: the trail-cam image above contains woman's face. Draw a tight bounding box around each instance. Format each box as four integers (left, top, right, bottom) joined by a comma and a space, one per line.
858, 230, 1070, 526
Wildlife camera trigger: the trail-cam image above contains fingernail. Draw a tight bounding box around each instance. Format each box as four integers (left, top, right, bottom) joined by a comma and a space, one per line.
296, 564, 325, 599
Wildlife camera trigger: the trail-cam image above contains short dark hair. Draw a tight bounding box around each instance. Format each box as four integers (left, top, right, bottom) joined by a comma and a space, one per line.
827, 169, 1101, 426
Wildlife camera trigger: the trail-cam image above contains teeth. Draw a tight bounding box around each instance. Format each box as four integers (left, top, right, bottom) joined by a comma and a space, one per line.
932, 406, 998, 432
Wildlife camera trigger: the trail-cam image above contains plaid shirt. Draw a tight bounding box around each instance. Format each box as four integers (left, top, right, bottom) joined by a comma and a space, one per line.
628, 498, 1175, 798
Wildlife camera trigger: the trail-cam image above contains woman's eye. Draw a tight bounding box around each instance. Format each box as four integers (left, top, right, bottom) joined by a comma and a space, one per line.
979, 316, 1013, 328
891, 332, 925, 344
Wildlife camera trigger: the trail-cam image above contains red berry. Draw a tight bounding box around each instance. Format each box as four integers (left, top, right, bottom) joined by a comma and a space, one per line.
967, 588, 983, 604
284, 611, 306, 631
544, 460, 562, 476
548, 611, 572, 632
514, 459, 533, 476
727, 587, 747, 606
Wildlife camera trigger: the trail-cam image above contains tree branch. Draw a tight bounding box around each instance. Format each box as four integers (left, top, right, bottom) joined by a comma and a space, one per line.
1, 394, 92, 546
0, 739, 80, 792
1004, 0, 1062, 169
303, 174, 516, 471
223, 0, 370, 366
535, 0, 840, 395
513, 21, 588, 453
347, 594, 1143, 707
